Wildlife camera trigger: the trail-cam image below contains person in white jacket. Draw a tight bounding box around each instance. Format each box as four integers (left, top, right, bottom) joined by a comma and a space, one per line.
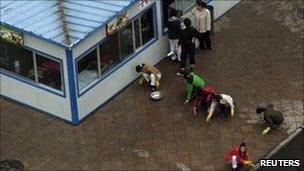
183, 0, 214, 54
206, 93, 235, 122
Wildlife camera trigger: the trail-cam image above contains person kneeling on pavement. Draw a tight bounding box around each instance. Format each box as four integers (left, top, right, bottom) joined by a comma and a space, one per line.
136, 63, 161, 92
182, 70, 205, 105
192, 86, 216, 116
225, 142, 253, 170
206, 93, 235, 122
256, 103, 284, 135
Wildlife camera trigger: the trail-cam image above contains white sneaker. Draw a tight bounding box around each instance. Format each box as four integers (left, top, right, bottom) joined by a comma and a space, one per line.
171, 55, 177, 61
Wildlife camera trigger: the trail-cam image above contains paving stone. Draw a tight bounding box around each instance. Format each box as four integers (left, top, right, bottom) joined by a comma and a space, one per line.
1, 0, 303, 170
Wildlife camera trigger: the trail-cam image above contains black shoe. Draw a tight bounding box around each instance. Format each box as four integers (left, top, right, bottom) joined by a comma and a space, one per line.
208, 47, 215, 51
150, 85, 157, 92
197, 50, 204, 55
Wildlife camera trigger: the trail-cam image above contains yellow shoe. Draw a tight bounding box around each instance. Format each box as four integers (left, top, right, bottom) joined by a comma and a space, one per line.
262, 127, 271, 135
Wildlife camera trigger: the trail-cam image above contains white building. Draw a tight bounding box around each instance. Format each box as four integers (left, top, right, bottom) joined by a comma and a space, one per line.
0, 0, 240, 124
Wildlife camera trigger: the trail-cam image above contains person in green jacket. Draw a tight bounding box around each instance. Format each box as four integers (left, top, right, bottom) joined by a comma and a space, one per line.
182, 71, 205, 104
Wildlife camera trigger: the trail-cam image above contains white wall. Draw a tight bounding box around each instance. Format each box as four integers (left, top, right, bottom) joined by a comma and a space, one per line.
0, 34, 72, 121
72, 27, 106, 59
78, 35, 168, 119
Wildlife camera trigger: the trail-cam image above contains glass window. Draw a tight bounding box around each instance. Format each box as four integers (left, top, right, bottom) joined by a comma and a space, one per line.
162, 0, 176, 28
99, 32, 120, 73
134, 18, 141, 49
36, 54, 62, 90
141, 8, 155, 45
162, 0, 195, 28
0, 40, 34, 81
77, 49, 98, 90
96, 6, 155, 79
119, 22, 133, 58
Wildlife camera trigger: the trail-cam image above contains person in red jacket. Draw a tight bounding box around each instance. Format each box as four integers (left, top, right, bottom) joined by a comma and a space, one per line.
192, 86, 216, 116
225, 142, 253, 170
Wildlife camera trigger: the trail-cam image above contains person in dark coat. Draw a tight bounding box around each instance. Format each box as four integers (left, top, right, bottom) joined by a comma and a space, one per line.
183, 0, 214, 54
256, 104, 284, 135
167, 9, 181, 61
178, 18, 199, 73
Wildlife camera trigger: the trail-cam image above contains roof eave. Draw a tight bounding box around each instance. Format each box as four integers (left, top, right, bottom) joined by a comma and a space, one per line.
1, 22, 70, 49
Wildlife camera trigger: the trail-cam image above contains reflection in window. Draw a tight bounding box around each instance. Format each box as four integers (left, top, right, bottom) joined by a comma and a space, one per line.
36, 54, 62, 90
77, 49, 98, 90
162, 0, 176, 28
78, 5, 156, 90
162, 0, 195, 28
119, 22, 133, 58
134, 18, 141, 49
99, 32, 120, 74
99, 23, 134, 75
141, 8, 154, 45
0, 40, 34, 81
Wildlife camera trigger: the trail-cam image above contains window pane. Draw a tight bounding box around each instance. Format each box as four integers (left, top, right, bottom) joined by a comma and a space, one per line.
0, 40, 34, 81
119, 22, 133, 58
162, 0, 175, 28
36, 54, 62, 90
77, 49, 98, 90
99, 32, 120, 74
141, 8, 155, 45
162, 0, 195, 29
134, 19, 141, 49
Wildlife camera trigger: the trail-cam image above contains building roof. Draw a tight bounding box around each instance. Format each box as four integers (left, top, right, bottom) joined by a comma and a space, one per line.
0, 0, 137, 48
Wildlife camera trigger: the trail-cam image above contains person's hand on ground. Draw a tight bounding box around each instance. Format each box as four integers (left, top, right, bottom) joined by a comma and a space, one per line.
139, 77, 144, 85
184, 100, 189, 104
244, 160, 252, 166
156, 80, 160, 88
192, 107, 197, 116
206, 115, 211, 122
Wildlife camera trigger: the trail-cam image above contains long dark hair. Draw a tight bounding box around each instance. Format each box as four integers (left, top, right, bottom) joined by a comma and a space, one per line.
196, 0, 207, 8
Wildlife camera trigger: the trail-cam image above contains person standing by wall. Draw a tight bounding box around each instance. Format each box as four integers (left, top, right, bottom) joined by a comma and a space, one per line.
167, 8, 181, 61
178, 18, 199, 73
183, 0, 214, 54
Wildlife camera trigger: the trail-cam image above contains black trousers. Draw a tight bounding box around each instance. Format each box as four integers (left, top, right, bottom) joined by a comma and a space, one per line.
180, 48, 195, 69
199, 31, 211, 50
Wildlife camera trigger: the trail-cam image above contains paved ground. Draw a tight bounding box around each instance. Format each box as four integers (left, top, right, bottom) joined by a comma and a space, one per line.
1, 1, 303, 171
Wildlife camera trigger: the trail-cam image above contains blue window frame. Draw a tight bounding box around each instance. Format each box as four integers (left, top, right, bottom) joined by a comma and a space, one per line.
0, 40, 65, 97
76, 3, 157, 95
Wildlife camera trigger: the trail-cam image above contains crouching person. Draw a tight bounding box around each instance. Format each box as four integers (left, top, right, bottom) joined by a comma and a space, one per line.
136, 63, 161, 92
206, 93, 235, 122
225, 142, 253, 171
256, 104, 284, 135
192, 86, 216, 116
182, 70, 205, 105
